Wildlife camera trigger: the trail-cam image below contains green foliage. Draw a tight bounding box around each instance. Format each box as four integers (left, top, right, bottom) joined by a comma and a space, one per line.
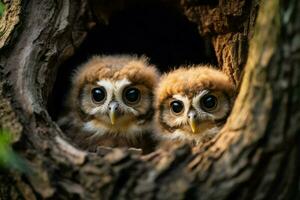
0, 1, 5, 17
0, 129, 28, 173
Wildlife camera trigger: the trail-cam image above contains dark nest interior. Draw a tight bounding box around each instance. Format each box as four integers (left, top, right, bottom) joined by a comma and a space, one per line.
48, 3, 218, 132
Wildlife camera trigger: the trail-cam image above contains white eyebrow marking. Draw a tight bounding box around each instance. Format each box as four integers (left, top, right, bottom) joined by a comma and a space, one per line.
97, 80, 113, 90
115, 79, 131, 90
97, 79, 131, 91
173, 94, 189, 102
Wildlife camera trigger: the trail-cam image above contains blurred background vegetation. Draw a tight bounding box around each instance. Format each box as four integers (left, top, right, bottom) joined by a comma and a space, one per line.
0, 129, 27, 172
0, 1, 4, 17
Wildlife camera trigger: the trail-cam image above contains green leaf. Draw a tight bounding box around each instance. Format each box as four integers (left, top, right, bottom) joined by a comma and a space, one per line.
0, 1, 5, 17
0, 129, 29, 173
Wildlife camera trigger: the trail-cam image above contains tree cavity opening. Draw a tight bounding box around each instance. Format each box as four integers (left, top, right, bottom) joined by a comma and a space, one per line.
48, 2, 218, 130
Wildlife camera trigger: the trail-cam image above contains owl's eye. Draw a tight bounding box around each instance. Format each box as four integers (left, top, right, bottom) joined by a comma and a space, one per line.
170, 100, 184, 115
123, 87, 141, 104
200, 94, 218, 111
91, 87, 106, 103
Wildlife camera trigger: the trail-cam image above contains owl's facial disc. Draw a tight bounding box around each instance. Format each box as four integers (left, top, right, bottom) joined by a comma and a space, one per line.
84, 79, 147, 126
169, 96, 200, 134
106, 86, 141, 125
165, 91, 224, 135
186, 91, 219, 134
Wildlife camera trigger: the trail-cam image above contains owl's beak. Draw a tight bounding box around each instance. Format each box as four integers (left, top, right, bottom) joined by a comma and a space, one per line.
108, 101, 119, 125
188, 110, 197, 133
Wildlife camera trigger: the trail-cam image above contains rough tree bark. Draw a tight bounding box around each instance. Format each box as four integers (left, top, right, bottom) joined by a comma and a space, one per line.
0, 0, 299, 199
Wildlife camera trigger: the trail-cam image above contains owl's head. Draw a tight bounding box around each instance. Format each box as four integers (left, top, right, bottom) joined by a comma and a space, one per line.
70, 55, 159, 136
155, 66, 235, 144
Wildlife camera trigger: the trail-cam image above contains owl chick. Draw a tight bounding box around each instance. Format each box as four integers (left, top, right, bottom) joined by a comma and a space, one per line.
58, 55, 160, 153
155, 66, 235, 145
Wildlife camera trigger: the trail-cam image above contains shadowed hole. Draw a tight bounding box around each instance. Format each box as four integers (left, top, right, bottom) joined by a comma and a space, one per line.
48, 3, 218, 153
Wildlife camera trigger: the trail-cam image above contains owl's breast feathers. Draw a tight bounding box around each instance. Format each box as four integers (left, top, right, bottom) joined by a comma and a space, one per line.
58, 111, 157, 153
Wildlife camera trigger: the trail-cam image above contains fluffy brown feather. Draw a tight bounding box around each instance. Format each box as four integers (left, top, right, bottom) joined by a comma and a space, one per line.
58, 55, 160, 153
156, 66, 235, 104
155, 65, 236, 145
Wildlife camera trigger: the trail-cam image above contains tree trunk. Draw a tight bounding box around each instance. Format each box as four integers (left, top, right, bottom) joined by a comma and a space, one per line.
0, 0, 299, 199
